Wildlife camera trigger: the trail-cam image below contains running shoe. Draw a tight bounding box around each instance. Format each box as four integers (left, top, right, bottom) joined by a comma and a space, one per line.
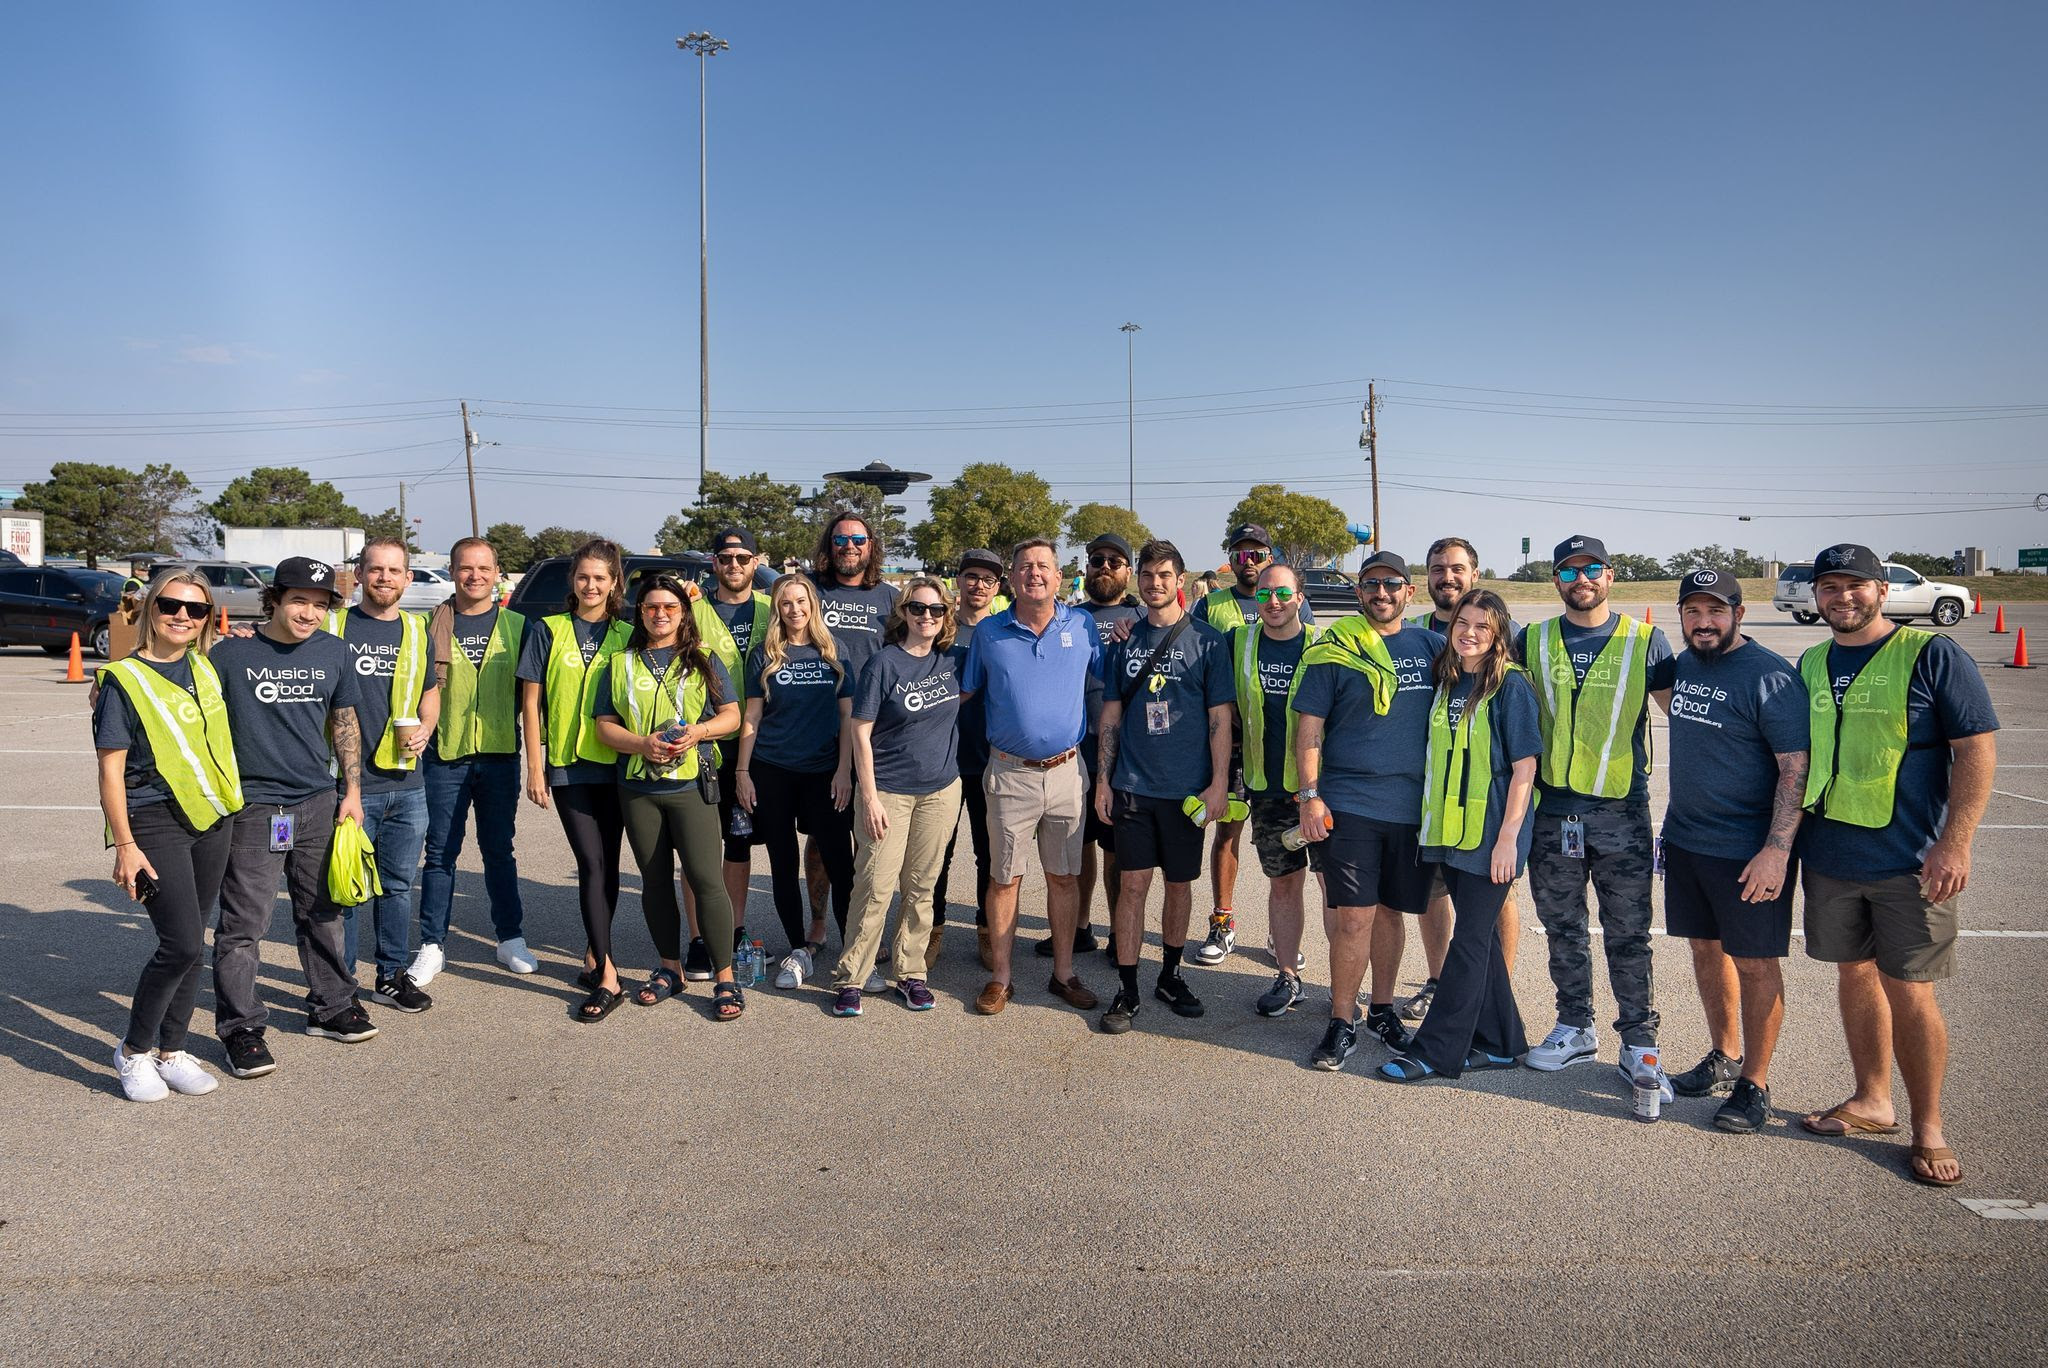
152, 1050, 218, 1096
370, 973, 432, 1014
1395, 978, 1438, 1022
1311, 1017, 1358, 1071
305, 1003, 378, 1043
1714, 1078, 1772, 1134
1670, 1048, 1742, 1098
1154, 972, 1206, 1018
683, 937, 714, 982
1363, 1004, 1412, 1052
113, 1045, 168, 1103
1255, 971, 1304, 1018
223, 1030, 276, 1079
774, 947, 813, 990
897, 977, 936, 1012
1099, 988, 1141, 1035
831, 987, 863, 1017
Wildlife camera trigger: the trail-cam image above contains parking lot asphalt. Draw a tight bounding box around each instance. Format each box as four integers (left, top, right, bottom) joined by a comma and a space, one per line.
0, 600, 2043, 1364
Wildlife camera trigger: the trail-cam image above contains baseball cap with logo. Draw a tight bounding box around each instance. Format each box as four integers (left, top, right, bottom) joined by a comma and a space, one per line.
709, 527, 757, 555
1357, 549, 1411, 580
1227, 523, 1272, 550
272, 556, 340, 602
958, 547, 1004, 577
1811, 543, 1883, 582
1678, 568, 1742, 606
1552, 534, 1611, 566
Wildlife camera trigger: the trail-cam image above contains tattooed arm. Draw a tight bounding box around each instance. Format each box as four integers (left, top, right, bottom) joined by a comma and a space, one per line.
1738, 749, 1808, 903
331, 704, 365, 826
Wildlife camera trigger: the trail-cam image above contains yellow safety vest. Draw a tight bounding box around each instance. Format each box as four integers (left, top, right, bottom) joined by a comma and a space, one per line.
99, 655, 243, 832
436, 608, 525, 761
1799, 627, 1932, 829
1529, 615, 1653, 799
1234, 623, 1316, 793
323, 607, 429, 772
541, 614, 632, 768
610, 648, 712, 783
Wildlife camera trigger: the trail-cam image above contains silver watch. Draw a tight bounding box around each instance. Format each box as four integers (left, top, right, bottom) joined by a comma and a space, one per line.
1298, 787, 1319, 802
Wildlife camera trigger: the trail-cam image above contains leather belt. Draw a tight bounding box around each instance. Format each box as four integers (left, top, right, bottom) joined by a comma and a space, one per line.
992, 746, 1078, 770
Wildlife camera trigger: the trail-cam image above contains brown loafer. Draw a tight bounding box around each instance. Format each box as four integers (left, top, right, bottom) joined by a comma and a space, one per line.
1047, 975, 1098, 1011
977, 927, 995, 972
974, 980, 1014, 1015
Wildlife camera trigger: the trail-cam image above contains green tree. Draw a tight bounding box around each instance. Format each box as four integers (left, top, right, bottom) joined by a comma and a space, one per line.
1508, 559, 1555, 583
208, 466, 363, 529
1221, 484, 1352, 565
13, 462, 142, 568
804, 479, 910, 562
130, 463, 213, 554
531, 526, 605, 562
1887, 550, 1956, 578
484, 521, 535, 573
1665, 544, 1765, 578
361, 507, 422, 555
912, 463, 1070, 567
653, 471, 808, 567
1605, 552, 1669, 582
1065, 502, 1150, 554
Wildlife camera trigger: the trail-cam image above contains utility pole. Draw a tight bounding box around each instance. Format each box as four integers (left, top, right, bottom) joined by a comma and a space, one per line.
1359, 381, 1382, 551
397, 479, 407, 550
461, 401, 480, 537
678, 32, 730, 505
1120, 322, 1141, 512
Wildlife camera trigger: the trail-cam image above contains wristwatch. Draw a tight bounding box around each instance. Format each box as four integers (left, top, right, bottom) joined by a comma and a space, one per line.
1297, 787, 1319, 802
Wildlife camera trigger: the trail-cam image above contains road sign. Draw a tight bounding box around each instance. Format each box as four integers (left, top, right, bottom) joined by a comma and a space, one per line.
2020, 548, 2048, 569
1522, 537, 1531, 554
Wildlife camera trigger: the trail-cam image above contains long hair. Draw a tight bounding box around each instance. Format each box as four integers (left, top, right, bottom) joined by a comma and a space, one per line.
563, 537, 626, 618
626, 572, 720, 703
760, 573, 844, 694
1431, 588, 1514, 710
141, 569, 221, 658
883, 576, 957, 651
811, 510, 883, 589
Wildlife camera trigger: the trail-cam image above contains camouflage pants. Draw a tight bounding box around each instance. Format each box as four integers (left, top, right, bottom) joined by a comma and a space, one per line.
1526, 801, 1660, 1048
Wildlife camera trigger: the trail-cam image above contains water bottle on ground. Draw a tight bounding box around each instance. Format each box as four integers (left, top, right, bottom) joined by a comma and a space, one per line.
748, 940, 767, 986
1632, 1051, 1663, 1123
733, 941, 754, 984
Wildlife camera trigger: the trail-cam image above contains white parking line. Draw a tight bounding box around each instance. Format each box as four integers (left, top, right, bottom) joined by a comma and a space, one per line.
0, 805, 99, 811
1958, 1198, 2048, 1220
1549, 926, 2048, 939
1993, 789, 2048, 806
1983, 824, 2048, 830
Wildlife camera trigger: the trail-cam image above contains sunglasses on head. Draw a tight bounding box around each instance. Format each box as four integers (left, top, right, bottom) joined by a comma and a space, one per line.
1087, 554, 1128, 570
1358, 576, 1408, 592
1253, 586, 1296, 603
832, 533, 869, 548
154, 598, 211, 620
1556, 562, 1607, 583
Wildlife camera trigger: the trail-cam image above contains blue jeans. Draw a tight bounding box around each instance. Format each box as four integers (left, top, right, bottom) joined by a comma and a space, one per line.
418, 751, 524, 947
346, 785, 429, 980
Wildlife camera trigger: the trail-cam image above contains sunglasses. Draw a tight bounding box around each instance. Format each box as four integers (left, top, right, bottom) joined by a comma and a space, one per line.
832, 534, 869, 548
1087, 555, 1128, 570
154, 598, 211, 620
1253, 587, 1296, 603
1231, 548, 1271, 564
1556, 563, 1608, 583
714, 552, 754, 565
902, 601, 947, 619
1358, 577, 1408, 592
641, 601, 682, 616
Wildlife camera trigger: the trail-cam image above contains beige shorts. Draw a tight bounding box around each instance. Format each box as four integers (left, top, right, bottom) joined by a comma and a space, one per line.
985, 751, 1086, 883
1801, 869, 1958, 981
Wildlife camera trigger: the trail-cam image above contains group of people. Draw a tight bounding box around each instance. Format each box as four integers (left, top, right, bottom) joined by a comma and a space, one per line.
93, 517, 1998, 1187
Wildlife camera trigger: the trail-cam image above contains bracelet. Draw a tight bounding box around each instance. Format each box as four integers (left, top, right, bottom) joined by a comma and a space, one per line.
114, 839, 137, 848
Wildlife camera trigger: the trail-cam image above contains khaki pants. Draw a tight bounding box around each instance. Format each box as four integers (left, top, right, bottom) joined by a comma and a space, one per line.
834, 780, 964, 985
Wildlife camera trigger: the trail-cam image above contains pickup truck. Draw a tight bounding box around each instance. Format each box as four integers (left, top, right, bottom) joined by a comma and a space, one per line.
1774, 561, 1973, 627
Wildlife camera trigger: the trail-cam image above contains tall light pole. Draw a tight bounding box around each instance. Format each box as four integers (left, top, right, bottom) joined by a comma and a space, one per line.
678, 31, 729, 504
1120, 322, 1141, 512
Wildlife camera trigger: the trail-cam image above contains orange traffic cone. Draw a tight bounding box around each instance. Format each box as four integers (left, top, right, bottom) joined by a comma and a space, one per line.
1973, 592, 1983, 614
1643, 606, 1654, 625
1991, 605, 2008, 634
218, 605, 231, 635
64, 632, 86, 684
2008, 628, 2035, 670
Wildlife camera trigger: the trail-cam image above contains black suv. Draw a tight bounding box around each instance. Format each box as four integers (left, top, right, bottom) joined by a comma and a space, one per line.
0, 565, 118, 658
1298, 566, 1358, 618
505, 552, 780, 620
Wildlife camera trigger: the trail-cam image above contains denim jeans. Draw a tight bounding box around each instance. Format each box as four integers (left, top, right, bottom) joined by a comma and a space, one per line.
347, 784, 430, 980
418, 751, 524, 947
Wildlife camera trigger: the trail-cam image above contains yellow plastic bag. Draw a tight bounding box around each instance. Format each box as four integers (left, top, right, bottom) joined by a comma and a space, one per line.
326, 815, 383, 908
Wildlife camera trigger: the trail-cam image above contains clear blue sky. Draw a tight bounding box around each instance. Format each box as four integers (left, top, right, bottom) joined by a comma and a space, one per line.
5, 2, 2045, 569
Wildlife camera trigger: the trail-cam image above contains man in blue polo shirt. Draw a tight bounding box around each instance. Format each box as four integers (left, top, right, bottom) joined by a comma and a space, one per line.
960, 537, 1103, 1018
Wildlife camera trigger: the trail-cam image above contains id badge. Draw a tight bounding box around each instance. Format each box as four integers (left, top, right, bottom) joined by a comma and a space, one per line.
1560, 816, 1585, 860
1145, 699, 1170, 735
269, 811, 296, 852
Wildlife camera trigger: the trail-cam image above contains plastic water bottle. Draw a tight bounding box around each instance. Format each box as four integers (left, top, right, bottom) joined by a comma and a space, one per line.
1279, 824, 1309, 852
733, 941, 753, 984
748, 940, 766, 986
1632, 1051, 1662, 1123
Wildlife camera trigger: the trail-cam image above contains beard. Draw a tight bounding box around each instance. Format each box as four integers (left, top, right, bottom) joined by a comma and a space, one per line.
832, 547, 867, 579
1562, 580, 1607, 611
1086, 571, 1128, 604
1430, 583, 1463, 613
1688, 626, 1735, 659
1823, 599, 1880, 634
1362, 598, 1404, 625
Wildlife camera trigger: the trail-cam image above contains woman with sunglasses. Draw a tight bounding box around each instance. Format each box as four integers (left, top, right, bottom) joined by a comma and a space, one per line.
517, 538, 634, 1017
735, 574, 856, 989
830, 578, 963, 1015
590, 575, 746, 1021
1380, 589, 1541, 1083
93, 570, 242, 1101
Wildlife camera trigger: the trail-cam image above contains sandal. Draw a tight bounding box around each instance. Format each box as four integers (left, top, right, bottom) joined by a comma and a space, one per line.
1800, 1102, 1901, 1137
575, 985, 625, 1023
713, 981, 745, 1022
635, 968, 682, 1007
1463, 1049, 1519, 1072
576, 966, 602, 992
1377, 1055, 1438, 1083
1909, 1145, 1963, 1187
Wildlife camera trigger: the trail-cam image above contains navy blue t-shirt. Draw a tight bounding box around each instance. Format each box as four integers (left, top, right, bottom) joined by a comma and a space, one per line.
745, 643, 855, 774
515, 614, 620, 788
812, 578, 897, 681
951, 619, 990, 777
1421, 670, 1543, 878
330, 607, 429, 796
92, 654, 195, 811
1292, 625, 1443, 825
1102, 615, 1234, 800
210, 629, 362, 805
710, 595, 764, 669
1800, 632, 2000, 880
592, 649, 734, 795
1518, 615, 1674, 807
1077, 597, 1143, 770
1252, 629, 1308, 795
1658, 639, 1809, 861
854, 643, 961, 796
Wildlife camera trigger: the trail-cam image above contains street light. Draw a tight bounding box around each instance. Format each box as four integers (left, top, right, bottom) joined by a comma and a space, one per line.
677, 31, 730, 504
1120, 322, 1140, 512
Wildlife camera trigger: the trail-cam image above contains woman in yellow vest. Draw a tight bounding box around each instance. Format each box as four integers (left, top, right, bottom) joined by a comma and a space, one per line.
1381, 589, 1541, 1083
590, 574, 745, 1022
92, 569, 243, 1102
516, 538, 634, 1009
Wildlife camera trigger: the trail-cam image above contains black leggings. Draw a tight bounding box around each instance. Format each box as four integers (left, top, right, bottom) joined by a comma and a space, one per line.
123, 803, 231, 1055
935, 772, 992, 928
554, 782, 624, 969
750, 758, 853, 951
623, 785, 735, 970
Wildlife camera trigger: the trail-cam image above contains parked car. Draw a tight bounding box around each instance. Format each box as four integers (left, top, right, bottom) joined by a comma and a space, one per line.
0, 565, 114, 658
398, 564, 458, 612
1298, 566, 1357, 619
1773, 561, 1973, 627
505, 552, 779, 621
153, 560, 268, 619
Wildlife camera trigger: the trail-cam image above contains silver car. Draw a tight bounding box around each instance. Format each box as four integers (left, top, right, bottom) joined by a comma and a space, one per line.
158, 561, 268, 619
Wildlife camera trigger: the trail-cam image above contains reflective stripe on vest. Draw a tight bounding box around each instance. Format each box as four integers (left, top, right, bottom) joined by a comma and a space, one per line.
1530, 615, 1652, 799
1420, 674, 1513, 852
612, 649, 711, 783
436, 608, 524, 761
715, 593, 774, 703
1234, 623, 1316, 793
100, 655, 244, 832
541, 614, 632, 768
324, 607, 429, 772
1798, 627, 1932, 829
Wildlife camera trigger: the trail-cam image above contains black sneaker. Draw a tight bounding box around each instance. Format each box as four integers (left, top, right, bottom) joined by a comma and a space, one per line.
1072, 926, 1100, 954
370, 973, 432, 1014
1364, 1004, 1412, 1052
683, 937, 714, 982
1033, 934, 1057, 958
223, 1030, 276, 1079
1671, 1048, 1742, 1098
305, 1002, 379, 1043
1099, 988, 1141, 1034
1396, 978, 1438, 1022
1713, 1078, 1772, 1134
1255, 971, 1305, 1018
1311, 1017, 1359, 1071
1154, 972, 1205, 1018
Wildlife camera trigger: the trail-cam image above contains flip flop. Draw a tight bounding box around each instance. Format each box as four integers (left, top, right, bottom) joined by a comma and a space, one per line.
1800, 1102, 1902, 1137
1377, 1056, 1439, 1083
1909, 1145, 1963, 1187
1463, 1049, 1520, 1072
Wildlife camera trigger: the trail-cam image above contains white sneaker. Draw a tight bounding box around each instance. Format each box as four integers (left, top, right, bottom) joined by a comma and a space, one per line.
1620, 1044, 1676, 1103
1524, 1023, 1599, 1072
408, 942, 446, 987
152, 1050, 219, 1096
775, 947, 814, 990
863, 969, 886, 993
495, 937, 539, 975
113, 1045, 168, 1103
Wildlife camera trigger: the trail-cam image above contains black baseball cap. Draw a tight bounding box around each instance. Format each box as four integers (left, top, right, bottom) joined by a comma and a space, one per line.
1227, 523, 1272, 549
1812, 543, 1883, 582
1086, 533, 1133, 562
958, 548, 1004, 577
272, 556, 340, 601
709, 527, 757, 555
1357, 549, 1410, 579
1678, 568, 1742, 606
1552, 534, 1610, 566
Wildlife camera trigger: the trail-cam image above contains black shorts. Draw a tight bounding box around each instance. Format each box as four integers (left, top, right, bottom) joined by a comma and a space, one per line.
1112, 791, 1205, 883
1663, 841, 1793, 959
716, 750, 751, 865
1082, 743, 1116, 852
1247, 792, 1307, 878
1309, 811, 1430, 914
